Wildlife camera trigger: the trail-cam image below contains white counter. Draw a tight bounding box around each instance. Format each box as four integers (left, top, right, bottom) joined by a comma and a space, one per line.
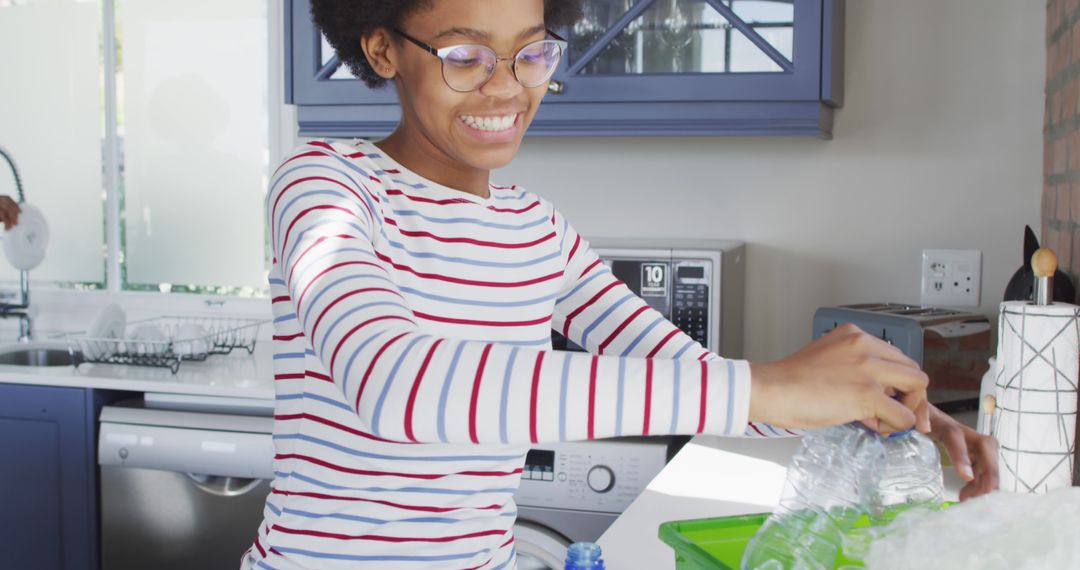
598, 420, 974, 570
0, 342, 275, 400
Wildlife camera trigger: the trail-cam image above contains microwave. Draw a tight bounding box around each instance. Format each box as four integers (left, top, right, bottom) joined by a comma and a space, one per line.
551, 239, 745, 359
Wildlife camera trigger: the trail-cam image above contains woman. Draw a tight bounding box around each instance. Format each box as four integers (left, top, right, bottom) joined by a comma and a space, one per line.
244, 1, 997, 568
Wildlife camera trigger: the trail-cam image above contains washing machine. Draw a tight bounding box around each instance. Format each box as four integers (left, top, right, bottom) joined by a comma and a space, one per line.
511, 437, 685, 569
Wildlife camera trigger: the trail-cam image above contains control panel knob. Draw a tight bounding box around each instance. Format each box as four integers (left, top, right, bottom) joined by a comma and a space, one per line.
586, 465, 615, 493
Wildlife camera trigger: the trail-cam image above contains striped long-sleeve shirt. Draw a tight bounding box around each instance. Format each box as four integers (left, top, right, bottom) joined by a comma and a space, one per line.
243, 139, 770, 570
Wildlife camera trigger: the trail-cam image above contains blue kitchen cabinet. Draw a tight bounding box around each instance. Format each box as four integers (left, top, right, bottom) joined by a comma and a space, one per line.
0, 384, 122, 570
286, 0, 844, 137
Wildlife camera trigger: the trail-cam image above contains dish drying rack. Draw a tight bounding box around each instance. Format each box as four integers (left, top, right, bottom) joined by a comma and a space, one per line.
66, 316, 267, 374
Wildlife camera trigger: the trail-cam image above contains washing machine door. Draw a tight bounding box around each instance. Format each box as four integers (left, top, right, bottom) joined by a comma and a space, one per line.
514, 520, 570, 570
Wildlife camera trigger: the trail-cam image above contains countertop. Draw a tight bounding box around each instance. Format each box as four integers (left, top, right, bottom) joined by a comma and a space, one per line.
0, 341, 275, 400
598, 414, 976, 570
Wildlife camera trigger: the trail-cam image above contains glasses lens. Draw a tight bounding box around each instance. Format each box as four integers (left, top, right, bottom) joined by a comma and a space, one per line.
441, 45, 497, 92
514, 40, 563, 88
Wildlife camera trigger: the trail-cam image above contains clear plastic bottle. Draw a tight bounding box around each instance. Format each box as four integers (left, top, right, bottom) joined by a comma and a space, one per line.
868, 429, 944, 525
741, 424, 884, 570
564, 541, 605, 570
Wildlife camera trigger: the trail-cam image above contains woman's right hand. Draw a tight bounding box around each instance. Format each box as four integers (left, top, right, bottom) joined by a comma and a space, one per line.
0, 196, 20, 230
747, 323, 930, 434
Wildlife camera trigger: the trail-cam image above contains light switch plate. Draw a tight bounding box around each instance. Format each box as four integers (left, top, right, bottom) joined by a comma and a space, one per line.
920, 249, 982, 307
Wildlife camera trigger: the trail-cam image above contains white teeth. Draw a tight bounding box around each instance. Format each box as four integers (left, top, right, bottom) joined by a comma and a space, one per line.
460, 114, 517, 132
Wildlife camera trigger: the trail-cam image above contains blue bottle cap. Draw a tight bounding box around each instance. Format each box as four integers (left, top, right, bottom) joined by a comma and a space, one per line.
565, 541, 605, 570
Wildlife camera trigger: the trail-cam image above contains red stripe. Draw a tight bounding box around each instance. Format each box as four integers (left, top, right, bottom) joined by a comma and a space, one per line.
405, 339, 444, 443
598, 306, 649, 354
697, 361, 708, 433
275, 413, 403, 444
328, 316, 414, 376
270, 175, 374, 237
374, 251, 563, 288
271, 150, 324, 175
469, 344, 494, 444
587, 356, 598, 439
385, 188, 473, 205
306, 370, 332, 382
274, 373, 305, 381
487, 200, 541, 214
270, 489, 501, 512
346, 151, 367, 158
562, 281, 621, 336
273, 332, 304, 341
385, 217, 555, 249
786, 429, 800, 436
646, 328, 681, 358
643, 359, 653, 436
307, 140, 334, 151
353, 332, 411, 409
254, 536, 267, 558
272, 295, 290, 303
280, 205, 359, 263
529, 352, 545, 444
312, 288, 406, 344
413, 311, 551, 328
276, 453, 521, 479
271, 524, 506, 543
697, 350, 710, 361
579, 258, 602, 279
567, 234, 581, 261
749, 423, 768, 437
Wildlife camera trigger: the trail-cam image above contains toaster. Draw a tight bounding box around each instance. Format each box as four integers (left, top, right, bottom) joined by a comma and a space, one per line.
812, 303, 992, 411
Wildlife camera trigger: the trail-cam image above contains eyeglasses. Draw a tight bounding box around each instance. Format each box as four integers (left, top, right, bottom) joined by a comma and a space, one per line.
392, 28, 568, 93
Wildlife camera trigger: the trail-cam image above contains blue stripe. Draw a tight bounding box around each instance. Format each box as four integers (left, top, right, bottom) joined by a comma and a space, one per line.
272, 546, 487, 563
671, 362, 681, 433
276, 391, 353, 412
341, 329, 391, 396
672, 339, 696, 359
267, 501, 281, 516
725, 360, 737, 435
492, 547, 515, 570
273, 352, 306, 360
303, 273, 395, 327
387, 177, 425, 190
274, 313, 297, 324
278, 507, 464, 524
275, 433, 521, 462
499, 347, 520, 444
275, 470, 517, 494
398, 285, 555, 308
268, 277, 286, 285
438, 342, 468, 443
371, 336, 426, 434
391, 209, 548, 231
271, 160, 380, 227
555, 269, 608, 305
285, 220, 371, 269
319, 300, 410, 358
616, 358, 626, 437
383, 238, 560, 269
291, 243, 377, 287
256, 561, 279, 570
498, 337, 552, 347
579, 293, 636, 348
620, 316, 666, 356
305, 348, 315, 355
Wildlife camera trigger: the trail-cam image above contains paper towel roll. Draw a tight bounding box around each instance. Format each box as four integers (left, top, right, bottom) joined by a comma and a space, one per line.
992, 300, 1080, 493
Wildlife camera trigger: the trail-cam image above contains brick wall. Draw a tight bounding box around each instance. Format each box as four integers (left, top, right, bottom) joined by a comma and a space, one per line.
1046, 0, 1080, 300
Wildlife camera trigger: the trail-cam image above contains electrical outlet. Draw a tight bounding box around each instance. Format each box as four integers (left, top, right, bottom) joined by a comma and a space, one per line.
920, 249, 981, 307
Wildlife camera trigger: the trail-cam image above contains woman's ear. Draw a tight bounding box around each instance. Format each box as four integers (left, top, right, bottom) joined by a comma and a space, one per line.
361, 28, 397, 79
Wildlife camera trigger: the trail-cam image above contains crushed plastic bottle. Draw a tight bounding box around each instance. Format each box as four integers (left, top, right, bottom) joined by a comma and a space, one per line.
868, 429, 944, 525
740, 424, 884, 570
564, 541, 605, 570
741, 423, 945, 570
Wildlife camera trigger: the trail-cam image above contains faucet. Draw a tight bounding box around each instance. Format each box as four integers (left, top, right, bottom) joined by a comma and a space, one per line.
0, 146, 32, 342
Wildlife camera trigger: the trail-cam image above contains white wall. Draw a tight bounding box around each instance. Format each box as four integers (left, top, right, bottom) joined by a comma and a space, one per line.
496, 0, 1045, 361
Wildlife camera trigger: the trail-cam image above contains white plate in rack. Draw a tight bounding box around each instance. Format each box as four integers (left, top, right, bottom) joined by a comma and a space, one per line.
86, 303, 127, 360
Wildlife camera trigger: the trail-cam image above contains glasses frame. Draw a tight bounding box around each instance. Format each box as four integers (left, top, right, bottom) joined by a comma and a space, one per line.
392, 28, 569, 93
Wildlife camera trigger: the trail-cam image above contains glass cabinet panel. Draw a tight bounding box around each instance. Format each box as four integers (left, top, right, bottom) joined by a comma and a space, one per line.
572, 0, 793, 75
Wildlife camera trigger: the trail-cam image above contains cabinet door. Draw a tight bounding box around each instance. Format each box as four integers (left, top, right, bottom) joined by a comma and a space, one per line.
286, 0, 842, 137
0, 384, 96, 570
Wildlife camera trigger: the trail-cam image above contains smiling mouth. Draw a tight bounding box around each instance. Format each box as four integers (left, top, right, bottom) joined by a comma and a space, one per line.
459, 113, 520, 132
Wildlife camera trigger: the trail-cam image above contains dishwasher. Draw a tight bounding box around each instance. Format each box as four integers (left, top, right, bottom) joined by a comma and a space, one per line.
98, 396, 274, 570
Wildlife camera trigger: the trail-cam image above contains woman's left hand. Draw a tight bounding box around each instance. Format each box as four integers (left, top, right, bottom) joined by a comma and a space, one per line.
928, 404, 999, 500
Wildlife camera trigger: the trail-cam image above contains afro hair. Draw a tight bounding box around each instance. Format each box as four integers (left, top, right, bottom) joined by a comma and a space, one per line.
311, 0, 583, 89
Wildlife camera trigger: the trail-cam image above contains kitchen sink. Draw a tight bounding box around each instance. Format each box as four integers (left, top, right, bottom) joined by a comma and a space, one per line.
0, 342, 76, 366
